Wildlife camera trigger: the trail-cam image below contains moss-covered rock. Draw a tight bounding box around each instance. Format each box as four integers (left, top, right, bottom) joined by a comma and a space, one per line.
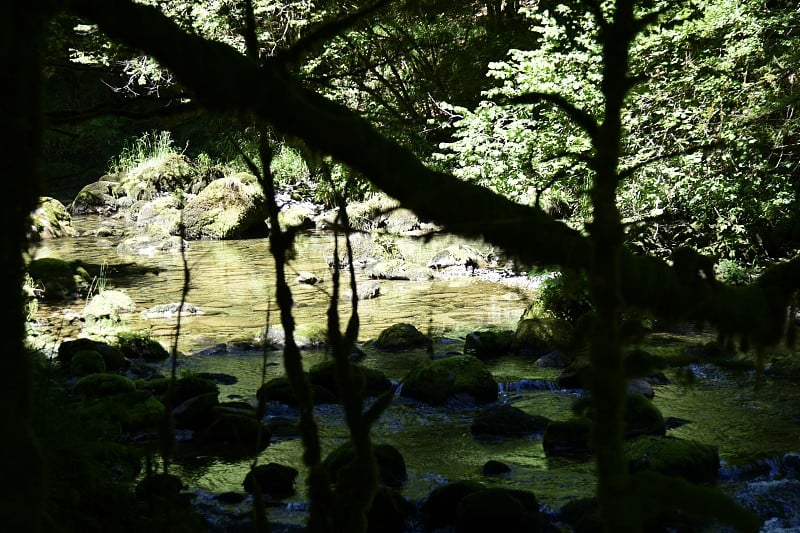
542, 418, 592, 457
70, 349, 106, 376
27, 257, 90, 301
256, 375, 337, 406
625, 435, 720, 484
555, 357, 593, 389
242, 462, 298, 499
421, 480, 486, 529
73, 373, 137, 397
365, 259, 434, 281
374, 322, 433, 352
138, 374, 219, 406
172, 392, 220, 430
182, 172, 268, 240
294, 323, 328, 349
400, 355, 498, 405
558, 497, 602, 533
277, 204, 315, 230
68, 178, 119, 215
470, 404, 550, 436
512, 318, 574, 356
134, 472, 184, 505
323, 441, 407, 488
80, 391, 165, 432
28, 196, 78, 241
428, 244, 486, 270
367, 485, 414, 533
623, 393, 666, 439
308, 359, 392, 400
117, 332, 170, 361
455, 488, 539, 533
198, 413, 272, 457
463, 329, 514, 359
581, 393, 666, 440
58, 338, 125, 369
82, 290, 137, 338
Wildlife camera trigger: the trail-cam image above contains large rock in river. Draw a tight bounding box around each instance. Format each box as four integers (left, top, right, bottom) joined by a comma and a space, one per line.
400, 355, 498, 405
182, 172, 268, 239
374, 323, 433, 352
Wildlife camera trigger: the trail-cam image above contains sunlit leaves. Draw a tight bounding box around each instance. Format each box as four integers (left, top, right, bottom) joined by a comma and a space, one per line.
437, 0, 800, 265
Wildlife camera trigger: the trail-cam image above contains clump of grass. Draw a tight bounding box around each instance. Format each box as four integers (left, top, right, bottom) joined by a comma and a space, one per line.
108, 130, 180, 174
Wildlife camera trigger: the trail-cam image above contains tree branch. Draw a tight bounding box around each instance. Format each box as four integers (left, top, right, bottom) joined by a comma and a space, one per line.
66, 0, 800, 350
511, 91, 599, 141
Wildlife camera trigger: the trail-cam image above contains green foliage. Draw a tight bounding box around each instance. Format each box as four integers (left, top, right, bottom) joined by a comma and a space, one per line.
533, 272, 593, 324
435, 0, 800, 265
108, 130, 179, 174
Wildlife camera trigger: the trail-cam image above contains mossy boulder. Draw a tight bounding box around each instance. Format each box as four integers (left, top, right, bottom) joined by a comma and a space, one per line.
308, 359, 392, 399
623, 393, 666, 439
367, 485, 414, 533
27, 257, 90, 300
82, 290, 137, 337
135, 473, 184, 503
542, 418, 592, 457
294, 323, 328, 349
73, 373, 137, 397
172, 392, 220, 430
70, 349, 106, 376
323, 441, 407, 488
512, 318, 574, 356
276, 204, 315, 230
428, 244, 486, 270
421, 480, 486, 529
182, 173, 268, 240
242, 462, 298, 499
117, 333, 170, 361
555, 357, 593, 389
365, 259, 434, 281
374, 323, 433, 352
198, 413, 272, 456
68, 178, 119, 215
581, 393, 666, 440
28, 196, 78, 241
400, 355, 498, 405
81, 391, 165, 431
455, 488, 540, 533
470, 404, 550, 436
482, 460, 512, 476
138, 374, 219, 406
625, 436, 720, 484
256, 375, 338, 406
463, 329, 514, 360
58, 338, 128, 371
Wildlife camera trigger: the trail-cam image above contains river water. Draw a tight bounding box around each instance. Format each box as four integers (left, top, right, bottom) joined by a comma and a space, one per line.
32, 216, 800, 531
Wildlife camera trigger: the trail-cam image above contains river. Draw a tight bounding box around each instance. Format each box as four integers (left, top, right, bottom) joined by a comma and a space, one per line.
32, 216, 800, 531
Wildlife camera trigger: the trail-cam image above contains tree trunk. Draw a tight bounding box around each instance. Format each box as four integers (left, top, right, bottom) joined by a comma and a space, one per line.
1, 3, 51, 531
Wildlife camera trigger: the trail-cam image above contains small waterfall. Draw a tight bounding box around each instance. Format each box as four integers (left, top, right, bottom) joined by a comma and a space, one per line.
721, 454, 800, 483
498, 378, 560, 393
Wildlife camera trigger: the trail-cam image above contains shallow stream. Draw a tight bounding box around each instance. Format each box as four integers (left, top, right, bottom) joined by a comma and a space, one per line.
33, 217, 800, 531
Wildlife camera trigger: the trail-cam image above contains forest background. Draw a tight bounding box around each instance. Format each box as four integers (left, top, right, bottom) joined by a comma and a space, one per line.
3, 0, 800, 532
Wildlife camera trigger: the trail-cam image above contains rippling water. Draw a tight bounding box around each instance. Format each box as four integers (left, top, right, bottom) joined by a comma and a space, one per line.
32, 217, 800, 530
